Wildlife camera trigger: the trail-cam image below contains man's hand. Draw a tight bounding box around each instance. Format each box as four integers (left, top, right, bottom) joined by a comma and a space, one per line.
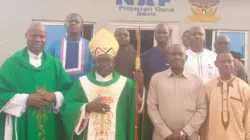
165, 131, 181, 140
44, 92, 56, 102
26, 92, 51, 108
172, 131, 181, 140
37, 90, 56, 103
86, 97, 111, 113
165, 134, 174, 140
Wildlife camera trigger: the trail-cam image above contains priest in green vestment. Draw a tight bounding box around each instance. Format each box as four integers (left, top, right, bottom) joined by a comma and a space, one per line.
0, 23, 72, 140
60, 29, 136, 140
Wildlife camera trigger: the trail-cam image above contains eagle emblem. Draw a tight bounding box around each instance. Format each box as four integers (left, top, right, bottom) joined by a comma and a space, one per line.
188, 0, 221, 22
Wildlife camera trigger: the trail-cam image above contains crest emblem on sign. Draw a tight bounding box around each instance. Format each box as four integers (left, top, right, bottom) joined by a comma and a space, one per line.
187, 0, 221, 22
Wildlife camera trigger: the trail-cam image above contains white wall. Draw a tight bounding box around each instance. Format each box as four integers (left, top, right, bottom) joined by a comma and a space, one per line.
1, 0, 250, 65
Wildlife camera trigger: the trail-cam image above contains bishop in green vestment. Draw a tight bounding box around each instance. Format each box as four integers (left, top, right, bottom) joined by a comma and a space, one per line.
61, 29, 136, 140
0, 23, 72, 140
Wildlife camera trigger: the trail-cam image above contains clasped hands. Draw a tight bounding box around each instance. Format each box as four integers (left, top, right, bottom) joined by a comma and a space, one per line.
165, 131, 181, 140
26, 89, 56, 108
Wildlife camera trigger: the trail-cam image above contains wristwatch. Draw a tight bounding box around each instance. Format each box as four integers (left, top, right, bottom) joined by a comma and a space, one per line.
180, 131, 187, 140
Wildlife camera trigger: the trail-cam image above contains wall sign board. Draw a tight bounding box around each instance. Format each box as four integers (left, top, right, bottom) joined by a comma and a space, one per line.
116, 0, 175, 16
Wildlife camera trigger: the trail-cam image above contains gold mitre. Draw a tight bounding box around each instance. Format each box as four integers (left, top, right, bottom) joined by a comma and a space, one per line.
89, 29, 119, 58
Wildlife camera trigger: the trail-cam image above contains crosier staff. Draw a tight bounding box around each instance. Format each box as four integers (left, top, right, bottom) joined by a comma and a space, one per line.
134, 26, 141, 140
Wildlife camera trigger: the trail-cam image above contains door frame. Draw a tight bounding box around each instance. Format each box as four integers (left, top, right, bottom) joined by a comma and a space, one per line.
108, 21, 181, 46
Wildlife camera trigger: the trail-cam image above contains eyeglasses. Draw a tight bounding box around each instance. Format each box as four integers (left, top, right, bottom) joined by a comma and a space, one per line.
216, 42, 230, 46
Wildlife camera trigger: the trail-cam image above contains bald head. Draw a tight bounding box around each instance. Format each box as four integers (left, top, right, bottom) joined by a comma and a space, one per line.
188, 26, 205, 52
214, 35, 230, 54
167, 44, 187, 69
216, 35, 230, 42
26, 22, 46, 34
167, 44, 186, 53
216, 52, 233, 61
189, 26, 205, 33
26, 22, 47, 55
154, 24, 171, 46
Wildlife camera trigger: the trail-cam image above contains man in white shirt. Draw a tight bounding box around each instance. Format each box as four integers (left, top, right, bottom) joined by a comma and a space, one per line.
185, 26, 218, 83
0, 23, 72, 140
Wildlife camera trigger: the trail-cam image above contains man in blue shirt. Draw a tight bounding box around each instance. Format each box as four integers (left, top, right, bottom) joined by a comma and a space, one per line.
141, 24, 171, 89
46, 13, 95, 81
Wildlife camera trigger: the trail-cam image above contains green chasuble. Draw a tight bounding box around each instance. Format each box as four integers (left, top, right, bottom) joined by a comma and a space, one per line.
0, 48, 72, 140
61, 71, 135, 140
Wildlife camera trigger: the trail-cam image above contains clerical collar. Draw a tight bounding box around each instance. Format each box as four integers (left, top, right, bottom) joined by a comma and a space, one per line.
28, 50, 42, 59
95, 72, 113, 82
